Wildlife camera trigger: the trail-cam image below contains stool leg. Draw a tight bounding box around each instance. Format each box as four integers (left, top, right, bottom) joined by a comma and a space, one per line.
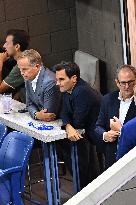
27, 163, 32, 201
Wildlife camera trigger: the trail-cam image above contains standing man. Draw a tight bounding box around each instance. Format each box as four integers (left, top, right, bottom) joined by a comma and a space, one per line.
17, 49, 61, 121
110, 86, 136, 160
95, 65, 136, 169
0, 29, 30, 102
55, 62, 101, 189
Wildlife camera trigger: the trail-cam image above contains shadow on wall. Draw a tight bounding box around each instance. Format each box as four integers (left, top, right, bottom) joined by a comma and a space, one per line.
76, 0, 91, 4
76, 0, 102, 7
76, 0, 119, 14
99, 60, 107, 95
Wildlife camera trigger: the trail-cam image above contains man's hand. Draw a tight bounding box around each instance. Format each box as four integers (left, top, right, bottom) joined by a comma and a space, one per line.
104, 130, 120, 142
35, 109, 56, 121
110, 116, 122, 131
66, 124, 83, 141
0, 52, 8, 65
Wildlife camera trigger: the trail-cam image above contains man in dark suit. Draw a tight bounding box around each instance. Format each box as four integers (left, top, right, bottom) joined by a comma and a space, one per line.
55, 62, 101, 189
17, 49, 61, 121
95, 65, 136, 169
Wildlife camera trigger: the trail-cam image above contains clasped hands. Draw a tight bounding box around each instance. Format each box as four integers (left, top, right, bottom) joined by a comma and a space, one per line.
35, 109, 56, 122
66, 124, 83, 141
104, 116, 122, 142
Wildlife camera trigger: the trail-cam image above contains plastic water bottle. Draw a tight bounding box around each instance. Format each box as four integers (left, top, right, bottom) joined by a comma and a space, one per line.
2, 93, 12, 114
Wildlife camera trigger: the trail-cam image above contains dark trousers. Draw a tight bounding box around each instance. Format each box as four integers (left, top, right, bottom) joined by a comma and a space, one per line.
105, 142, 117, 169
58, 138, 99, 189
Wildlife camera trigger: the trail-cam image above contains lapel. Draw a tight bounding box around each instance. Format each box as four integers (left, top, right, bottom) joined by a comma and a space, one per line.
113, 97, 120, 118
110, 91, 120, 118
124, 99, 136, 123
34, 67, 45, 96
28, 80, 34, 94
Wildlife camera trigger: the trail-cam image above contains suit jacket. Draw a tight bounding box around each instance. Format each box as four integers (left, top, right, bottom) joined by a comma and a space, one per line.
26, 66, 61, 119
95, 90, 136, 168
116, 117, 136, 160
61, 78, 101, 138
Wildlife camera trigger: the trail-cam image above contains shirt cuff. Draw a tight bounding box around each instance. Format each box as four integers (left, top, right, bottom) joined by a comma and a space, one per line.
3, 80, 14, 89
103, 132, 108, 142
61, 121, 70, 130
118, 128, 122, 137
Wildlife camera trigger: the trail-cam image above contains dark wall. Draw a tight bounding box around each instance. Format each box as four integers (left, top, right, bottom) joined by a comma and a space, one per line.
76, 0, 124, 91
0, 0, 124, 90
0, 0, 78, 67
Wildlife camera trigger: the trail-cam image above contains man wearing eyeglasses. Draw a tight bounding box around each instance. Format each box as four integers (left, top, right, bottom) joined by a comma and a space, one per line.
112, 87, 136, 160
95, 64, 136, 169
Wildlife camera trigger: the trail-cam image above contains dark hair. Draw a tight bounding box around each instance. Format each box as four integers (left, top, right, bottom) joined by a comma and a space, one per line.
55, 62, 80, 80
6, 29, 30, 51
116, 64, 136, 79
0, 46, 5, 53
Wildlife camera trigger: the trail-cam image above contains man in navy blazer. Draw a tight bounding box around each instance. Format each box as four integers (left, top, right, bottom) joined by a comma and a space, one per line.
95, 65, 136, 169
55, 62, 101, 188
115, 117, 136, 160
17, 49, 61, 121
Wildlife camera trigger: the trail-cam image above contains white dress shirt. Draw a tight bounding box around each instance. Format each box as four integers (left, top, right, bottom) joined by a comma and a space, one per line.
103, 92, 134, 142
31, 70, 41, 92
118, 92, 134, 125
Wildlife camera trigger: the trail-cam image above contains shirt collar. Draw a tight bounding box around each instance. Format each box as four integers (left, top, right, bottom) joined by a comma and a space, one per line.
118, 91, 134, 102
31, 68, 41, 84
67, 82, 77, 95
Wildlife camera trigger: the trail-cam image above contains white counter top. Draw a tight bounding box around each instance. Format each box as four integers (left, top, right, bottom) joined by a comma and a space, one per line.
0, 98, 66, 143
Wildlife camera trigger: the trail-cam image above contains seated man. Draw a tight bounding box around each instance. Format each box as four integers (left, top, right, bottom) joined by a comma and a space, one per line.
17, 49, 61, 121
95, 65, 136, 169
0, 29, 30, 103
55, 62, 101, 189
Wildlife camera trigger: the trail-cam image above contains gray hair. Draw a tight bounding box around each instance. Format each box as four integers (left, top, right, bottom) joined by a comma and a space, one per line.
116, 64, 136, 79
18, 49, 43, 66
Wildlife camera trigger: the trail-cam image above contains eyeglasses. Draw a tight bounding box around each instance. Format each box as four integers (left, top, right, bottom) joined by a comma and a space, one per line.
118, 80, 135, 87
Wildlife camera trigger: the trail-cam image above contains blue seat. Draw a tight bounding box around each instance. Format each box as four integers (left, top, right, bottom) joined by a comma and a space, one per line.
0, 131, 34, 205
0, 123, 7, 147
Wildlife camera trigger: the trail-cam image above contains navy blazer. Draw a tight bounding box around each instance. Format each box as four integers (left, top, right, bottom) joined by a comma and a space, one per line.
61, 78, 101, 139
26, 67, 61, 119
117, 117, 136, 160
95, 90, 136, 168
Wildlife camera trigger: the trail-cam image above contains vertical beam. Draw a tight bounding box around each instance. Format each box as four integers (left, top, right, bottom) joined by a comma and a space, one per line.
120, 0, 128, 64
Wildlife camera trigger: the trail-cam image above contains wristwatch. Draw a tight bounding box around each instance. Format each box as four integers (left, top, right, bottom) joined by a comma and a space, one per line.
34, 112, 37, 120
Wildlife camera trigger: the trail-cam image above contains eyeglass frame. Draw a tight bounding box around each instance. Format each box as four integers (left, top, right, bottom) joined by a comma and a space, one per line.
118, 79, 136, 87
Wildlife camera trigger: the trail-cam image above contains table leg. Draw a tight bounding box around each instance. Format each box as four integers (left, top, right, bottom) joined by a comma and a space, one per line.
42, 142, 53, 205
71, 142, 81, 193
42, 142, 61, 205
49, 142, 61, 205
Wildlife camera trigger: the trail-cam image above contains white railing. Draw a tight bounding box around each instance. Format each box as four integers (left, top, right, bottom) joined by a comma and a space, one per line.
64, 146, 136, 205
